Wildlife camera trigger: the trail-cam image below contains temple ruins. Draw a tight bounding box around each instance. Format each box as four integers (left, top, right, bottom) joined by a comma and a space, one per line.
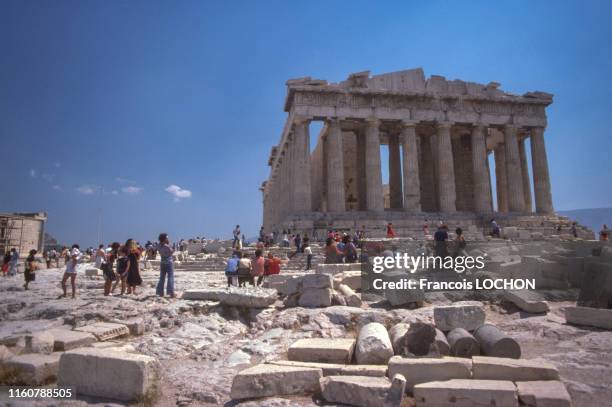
262, 68, 575, 236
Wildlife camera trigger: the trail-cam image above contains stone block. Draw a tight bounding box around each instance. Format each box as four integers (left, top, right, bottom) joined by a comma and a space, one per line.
47, 328, 96, 351
182, 288, 224, 301
577, 261, 612, 308
268, 360, 387, 377
565, 306, 612, 330
382, 271, 424, 306
405, 322, 438, 357
504, 290, 549, 313
516, 380, 572, 407
433, 303, 486, 331
389, 322, 410, 355
320, 374, 406, 407
265, 274, 306, 295
74, 322, 129, 341
85, 268, 101, 277
184, 287, 278, 308
288, 338, 355, 364
355, 322, 394, 365
316, 263, 362, 275
298, 288, 332, 308
117, 318, 145, 336
230, 364, 322, 399
473, 324, 521, 359
336, 272, 362, 290
337, 284, 362, 308
288, 274, 333, 295
472, 356, 559, 381
58, 348, 160, 402
414, 379, 518, 407
2, 353, 61, 385
387, 356, 472, 392
24, 331, 55, 354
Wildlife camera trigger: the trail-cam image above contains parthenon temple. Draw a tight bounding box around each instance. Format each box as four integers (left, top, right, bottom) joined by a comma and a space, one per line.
261, 68, 564, 236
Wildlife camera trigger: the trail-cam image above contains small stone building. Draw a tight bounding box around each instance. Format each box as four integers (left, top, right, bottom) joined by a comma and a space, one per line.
0, 212, 47, 257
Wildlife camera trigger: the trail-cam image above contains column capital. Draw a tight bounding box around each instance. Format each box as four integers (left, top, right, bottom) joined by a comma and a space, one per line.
365, 117, 381, 127
293, 115, 312, 125
400, 119, 418, 128
436, 121, 454, 129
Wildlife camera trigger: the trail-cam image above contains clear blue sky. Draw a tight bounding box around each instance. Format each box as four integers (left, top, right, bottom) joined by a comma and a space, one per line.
1, 0, 611, 247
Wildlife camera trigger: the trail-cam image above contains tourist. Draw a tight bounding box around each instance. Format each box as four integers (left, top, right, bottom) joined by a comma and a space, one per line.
60, 244, 81, 299
570, 222, 578, 238
112, 246, 129, 295
252, 249, 265, 286
453, 228, 468, 257
237, 252, 252, 287
49, 248, 57, 268
259, 226, 265, 242
9, 248, 19, 276
434, 225, 449, 258
343, 235, 358, 263
24, 249, 37, 290
232, 225, 241, 248
386, 222, 396, 238
2, 251, 10, 276
303, 243, 313, 270
423, 219, 430, 236
282, 230, 290, 247
95, 244, 106, 270
43, 250, 50, 269
225, 252, 239, 287
294, 234, 302, 253
125, 239, 142, 295
325, 237, 343, 264
103, 242, 120, 296
156, 233, 175, 298
490, 219, 500, 238
266, 252, 282, 275
600, 224, 609, 241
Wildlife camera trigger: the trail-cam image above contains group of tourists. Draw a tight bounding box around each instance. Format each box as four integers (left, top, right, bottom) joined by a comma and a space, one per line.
224, 249, 284, 287
325, 231, 359, 264
432, 224, 468, 257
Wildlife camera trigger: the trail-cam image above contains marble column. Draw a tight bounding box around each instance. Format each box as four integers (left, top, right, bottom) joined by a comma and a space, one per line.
435, 122, 457, 212
292, 117, 312, 212
356, 131, 367, 211
388, 133, 402, 209
401, 120, 421, 212
530, 127, 554, 214
326, 119, 346, 212
494, 145, 508, 213
504, 125, 525, 212
471, 124, 493, 213
365, 118, 384, 211
518, 137, 533, 213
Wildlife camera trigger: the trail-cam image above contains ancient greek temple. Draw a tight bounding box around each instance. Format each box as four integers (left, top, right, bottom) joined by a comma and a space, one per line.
261, 68, 556, 236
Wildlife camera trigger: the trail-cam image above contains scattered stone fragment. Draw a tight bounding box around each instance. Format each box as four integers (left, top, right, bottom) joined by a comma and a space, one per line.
355, 322, 394, 364
320, 374, 406, 407
288, 338, 356, 364
433, 303, 486, 332
184, 287, 278, 308
516, 380, 572, 407
85, 268, 101, 277
504, 290, 549, 313
414, 379, 518, 407
389, 322, 410, 355
338, 284, 362, 308
473, 324, 521, 358
268, 360, 387, 377
287, 274, 333, 295
3, 353, 61, 385
565, 306, 612, 330
434, 328, 450, 356
447, 328, 480, 358
74, 322, 130, 341
47, 328, 96, 351
58, 348, 161, 401
472, 356, 560, 381
230, 364, 322, 399
116, 318, 145, 336
405, 322, 437, 356
387, 356, 472, 392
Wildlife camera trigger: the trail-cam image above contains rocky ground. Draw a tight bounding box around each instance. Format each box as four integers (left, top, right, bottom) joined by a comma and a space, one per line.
0, 256, 611, 406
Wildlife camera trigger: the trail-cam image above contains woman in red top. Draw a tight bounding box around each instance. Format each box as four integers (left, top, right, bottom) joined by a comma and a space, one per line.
386, 222, 396, 238
266, 252, 281, 275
